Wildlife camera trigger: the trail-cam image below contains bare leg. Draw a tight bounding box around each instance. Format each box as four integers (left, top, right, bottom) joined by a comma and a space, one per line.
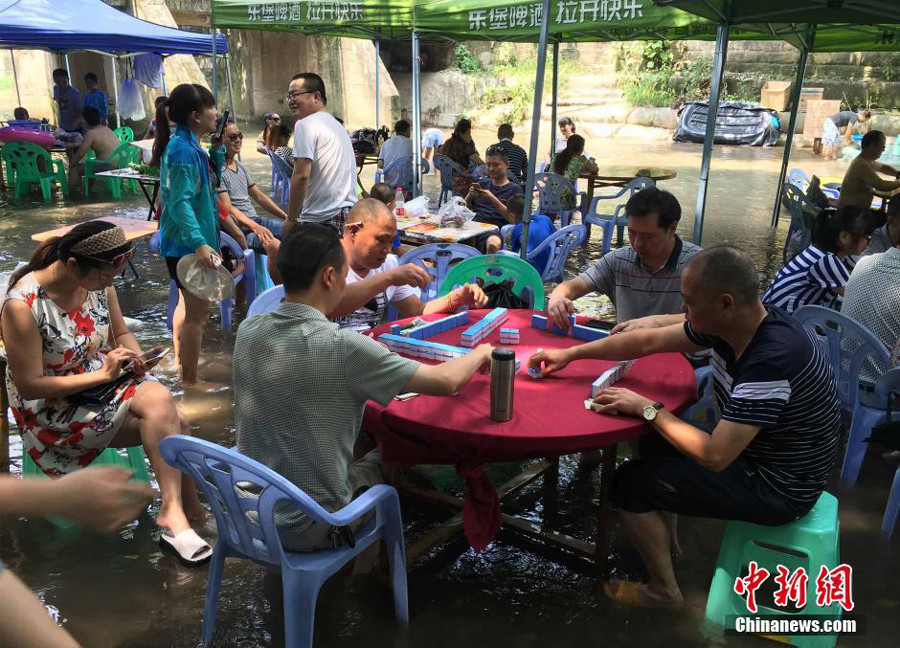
0, 570, 80, 648
661, 511, 682, 558
171, 291, 185, 366
177, 290, 210, 385
111, 381, 192, 536
605, 510, 684, 609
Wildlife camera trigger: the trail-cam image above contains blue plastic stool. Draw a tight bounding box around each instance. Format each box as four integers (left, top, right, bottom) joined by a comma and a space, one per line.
705, 492, 841, 648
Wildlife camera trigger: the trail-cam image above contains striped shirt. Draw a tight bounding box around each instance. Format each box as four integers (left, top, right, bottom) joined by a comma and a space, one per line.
578, 236, 701, 323
762, 245, 850, 313
685, 307, 841, 507
494, 139, 528, 183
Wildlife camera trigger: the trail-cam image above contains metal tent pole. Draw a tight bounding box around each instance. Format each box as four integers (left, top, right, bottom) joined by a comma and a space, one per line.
210, 27, 219, 102
550, 40, 559, 159
374, 38, 380, 129
692, 21, 730, 246
411, 31, 422, 197
771, 31, 815, 228
225, 52, 236, 121
111, 56, 120, 128
9, 50, 21, 107
520, 0, 553, 261
64, 53, 72, 78
161, 57, 168, 95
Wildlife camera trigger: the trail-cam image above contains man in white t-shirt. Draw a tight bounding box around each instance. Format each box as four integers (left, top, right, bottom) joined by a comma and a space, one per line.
331, 200, 488, 331
377, 119, 413, 174
286, 72, 357, 231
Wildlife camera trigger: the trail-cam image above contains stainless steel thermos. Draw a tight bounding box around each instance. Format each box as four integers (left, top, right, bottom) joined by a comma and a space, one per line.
490, 348, 516, 422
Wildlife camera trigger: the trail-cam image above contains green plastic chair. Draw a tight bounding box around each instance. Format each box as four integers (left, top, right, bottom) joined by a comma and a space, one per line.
3, 141, 68, 202
113, 126, 134, 143
439, 253, 546, 309
705, 492, 841, 648
84, 142, 140, 198
0, 142, 22, 185
23, 446, 150, 529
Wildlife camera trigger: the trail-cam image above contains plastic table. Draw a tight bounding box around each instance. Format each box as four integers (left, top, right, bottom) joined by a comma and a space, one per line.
579, 166, 677, 207
363, 309, 697, 571
96, 169, 161, 221
394, 214, 498, 244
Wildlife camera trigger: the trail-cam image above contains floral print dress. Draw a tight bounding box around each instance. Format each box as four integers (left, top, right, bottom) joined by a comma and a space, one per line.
4, 272, 153, 476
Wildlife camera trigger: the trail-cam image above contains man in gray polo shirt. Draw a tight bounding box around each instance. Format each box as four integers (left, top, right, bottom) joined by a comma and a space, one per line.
548, 188, 701, 330
234, 223, 492, 551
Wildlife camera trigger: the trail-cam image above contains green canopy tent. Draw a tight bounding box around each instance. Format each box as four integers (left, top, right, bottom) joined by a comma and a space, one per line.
655, 0, 900, 239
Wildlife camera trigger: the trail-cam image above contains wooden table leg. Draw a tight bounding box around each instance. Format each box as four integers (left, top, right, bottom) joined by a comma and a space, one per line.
594, 443, 618, 577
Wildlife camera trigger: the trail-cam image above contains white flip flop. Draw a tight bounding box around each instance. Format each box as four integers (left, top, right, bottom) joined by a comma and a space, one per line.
159, 529, 213, 567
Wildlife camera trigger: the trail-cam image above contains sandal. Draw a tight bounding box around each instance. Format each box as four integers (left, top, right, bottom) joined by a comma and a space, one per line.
159, 529, 213, 567
603, 580, 684, 610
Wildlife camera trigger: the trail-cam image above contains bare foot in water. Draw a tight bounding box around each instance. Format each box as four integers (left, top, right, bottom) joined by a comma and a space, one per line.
603, 580, 685, 610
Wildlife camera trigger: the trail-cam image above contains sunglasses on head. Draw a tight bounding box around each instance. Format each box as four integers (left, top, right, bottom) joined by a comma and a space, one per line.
78, 247, 135, 270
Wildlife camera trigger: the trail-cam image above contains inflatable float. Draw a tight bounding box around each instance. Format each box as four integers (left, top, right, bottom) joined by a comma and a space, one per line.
0, 127, 57, 148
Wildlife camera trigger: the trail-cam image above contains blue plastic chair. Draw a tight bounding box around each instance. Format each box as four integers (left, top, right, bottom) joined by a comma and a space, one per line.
247, 284, 286, 318
866, 369, 900, 538
533, 172, 585, 229
433, 154, 468, 207
264, 146, 283, 201
375, 156, 431, 199
583, 176, 655, 254
680, 364, 718, 433
159, 435, 408, 648
787, 168, 839, 200
396, 242, 480, 303
268, 150, 293, 205
783, 183, 820, 263
500, 223, 586, 282
150, 232, 256, 332
793, 305, 891, 484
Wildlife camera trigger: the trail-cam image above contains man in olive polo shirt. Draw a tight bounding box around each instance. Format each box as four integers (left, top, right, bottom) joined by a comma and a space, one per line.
234, 223, 492, 551
547, 187, 701, 331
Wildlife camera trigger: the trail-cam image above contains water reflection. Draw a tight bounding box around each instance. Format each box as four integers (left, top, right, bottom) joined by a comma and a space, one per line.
0, 141, 895, 647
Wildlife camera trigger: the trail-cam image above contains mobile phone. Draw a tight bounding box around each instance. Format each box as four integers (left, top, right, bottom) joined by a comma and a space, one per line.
142, 346, 171, 364
584, 319, 614, 331
214, 110, 230, 140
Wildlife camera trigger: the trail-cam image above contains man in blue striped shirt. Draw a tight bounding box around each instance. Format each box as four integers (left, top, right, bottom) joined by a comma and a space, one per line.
529, 246, 841, 611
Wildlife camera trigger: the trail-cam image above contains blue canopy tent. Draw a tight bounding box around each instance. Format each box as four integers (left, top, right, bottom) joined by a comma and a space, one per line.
0, 0, 229, 125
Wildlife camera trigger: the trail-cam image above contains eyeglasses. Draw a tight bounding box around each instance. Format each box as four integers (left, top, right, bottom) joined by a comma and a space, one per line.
228, 132, 244, 142
79, 247, 136, 270
286, 90, 315, 102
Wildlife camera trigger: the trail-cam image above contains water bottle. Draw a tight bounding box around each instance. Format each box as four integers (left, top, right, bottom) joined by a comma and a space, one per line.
490, 348, 516, 422
394, 187, 406, 217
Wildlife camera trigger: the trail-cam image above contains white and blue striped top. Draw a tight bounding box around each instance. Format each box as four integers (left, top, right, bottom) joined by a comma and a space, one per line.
685, 307, 842, 507
762, 245, 850, 313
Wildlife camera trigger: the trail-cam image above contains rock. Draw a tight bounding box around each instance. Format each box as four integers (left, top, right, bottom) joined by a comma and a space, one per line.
627, 107, 677, 129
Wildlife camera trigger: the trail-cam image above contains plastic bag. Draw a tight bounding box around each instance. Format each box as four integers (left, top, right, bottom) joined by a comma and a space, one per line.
438, 196, 475, 229
118, 78, 146, 121
405, 195, 429, 219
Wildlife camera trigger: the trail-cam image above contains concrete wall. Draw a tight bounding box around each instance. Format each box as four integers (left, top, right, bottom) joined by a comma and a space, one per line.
393, 69, 498, 128
0, 50, 55, 121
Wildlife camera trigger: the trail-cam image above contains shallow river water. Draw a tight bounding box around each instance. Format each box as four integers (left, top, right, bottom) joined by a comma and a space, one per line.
0, 139, 897, 647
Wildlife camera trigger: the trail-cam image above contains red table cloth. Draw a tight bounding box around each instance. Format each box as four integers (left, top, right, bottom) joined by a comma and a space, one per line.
363, 309, 697, 551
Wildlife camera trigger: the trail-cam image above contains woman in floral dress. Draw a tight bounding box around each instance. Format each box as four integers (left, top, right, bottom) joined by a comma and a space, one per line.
2, 221, 211, 565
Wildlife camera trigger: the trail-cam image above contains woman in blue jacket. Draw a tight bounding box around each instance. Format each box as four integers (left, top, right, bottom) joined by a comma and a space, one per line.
151, 84, 221, 385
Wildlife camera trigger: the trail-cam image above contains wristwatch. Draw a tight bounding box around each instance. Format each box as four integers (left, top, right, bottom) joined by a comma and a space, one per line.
642, 401, 664, 422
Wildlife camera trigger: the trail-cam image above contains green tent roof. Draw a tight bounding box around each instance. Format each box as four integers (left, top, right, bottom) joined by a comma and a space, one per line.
653, 0, 900, 25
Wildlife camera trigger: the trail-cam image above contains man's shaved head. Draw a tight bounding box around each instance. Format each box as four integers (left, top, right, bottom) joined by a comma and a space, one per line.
347, 198, 393, 225
685, 245, 759, 304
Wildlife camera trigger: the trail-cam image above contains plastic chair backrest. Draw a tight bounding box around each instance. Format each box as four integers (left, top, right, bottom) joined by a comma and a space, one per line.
433, 154, 466, 192
439, 254, 546, 309
5, 141, 50, 181
113, 126, 134, 143
381, 155, 431, 196
220, 232, 246, 282
533, 172, 577, 214
525, 223, 586, 281
247, 285, 286, 317
783, 183, 819, 259
104, 142, 139, 168
397, 242, 480, 302
160, 435, 338, 566
793, 305, 891, 412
